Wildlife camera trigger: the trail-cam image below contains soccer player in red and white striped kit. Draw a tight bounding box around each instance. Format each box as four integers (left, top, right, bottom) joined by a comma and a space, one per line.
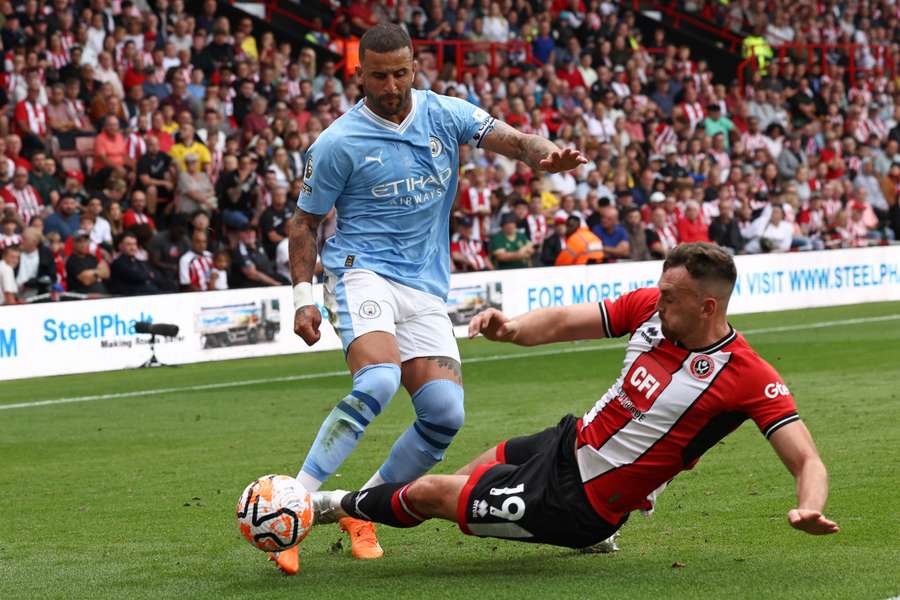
310, 243, 839, 549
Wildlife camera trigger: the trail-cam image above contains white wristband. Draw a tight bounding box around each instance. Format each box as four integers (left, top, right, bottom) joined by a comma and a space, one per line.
293, 282, 314, 310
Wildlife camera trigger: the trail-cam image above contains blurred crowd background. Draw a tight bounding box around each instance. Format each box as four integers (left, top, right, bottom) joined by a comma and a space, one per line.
1, 0, 899, 305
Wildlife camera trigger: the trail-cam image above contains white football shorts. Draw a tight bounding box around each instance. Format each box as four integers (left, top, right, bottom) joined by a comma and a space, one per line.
323, 269, 460, 363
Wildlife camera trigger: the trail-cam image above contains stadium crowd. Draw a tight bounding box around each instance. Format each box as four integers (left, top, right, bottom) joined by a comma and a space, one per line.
1, 0, 899, 304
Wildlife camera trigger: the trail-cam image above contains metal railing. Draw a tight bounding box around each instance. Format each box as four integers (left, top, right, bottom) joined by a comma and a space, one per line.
737, 43, 899, 91
411, 39, 539, 82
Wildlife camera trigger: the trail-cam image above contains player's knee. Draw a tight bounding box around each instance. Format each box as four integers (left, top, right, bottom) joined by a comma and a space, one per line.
351, 362, 401, 418
413, 379, 465, 434
407, 475, 453, 515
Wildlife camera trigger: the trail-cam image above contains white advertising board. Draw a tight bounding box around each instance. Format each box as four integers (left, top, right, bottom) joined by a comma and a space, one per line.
1, 246, 898, 381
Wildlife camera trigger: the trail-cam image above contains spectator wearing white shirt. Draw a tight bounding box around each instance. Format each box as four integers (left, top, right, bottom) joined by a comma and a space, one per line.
94, 52, 125, 99
85, 197, 113, 249
0, 245, 20, 305
549, 170, 577, 197
15, 228, 54, 297
746, 204, 793, 253
482, 2, 509, 42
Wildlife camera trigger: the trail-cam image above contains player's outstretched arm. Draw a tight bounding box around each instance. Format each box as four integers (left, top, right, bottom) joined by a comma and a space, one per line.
479, 120, 588, 173
468, 303, 607, 346
288, 209, 325, 345
768, 421, 840, 535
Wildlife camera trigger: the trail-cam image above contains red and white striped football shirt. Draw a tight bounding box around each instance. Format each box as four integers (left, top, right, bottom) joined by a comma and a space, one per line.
450, 234, 490, 271
526, 213, 548, 246
577, 288, 798, 524
179, 250, 214, 290
460, 187, 492, 241
1, 184, 44, 224
679, 101, 705, 133
14, 100, 47, 137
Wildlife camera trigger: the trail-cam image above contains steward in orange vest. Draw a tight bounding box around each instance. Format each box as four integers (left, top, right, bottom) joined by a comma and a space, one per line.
555, 216, 605, 266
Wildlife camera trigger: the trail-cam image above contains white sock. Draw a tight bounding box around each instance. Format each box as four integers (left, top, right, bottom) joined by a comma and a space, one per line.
296, 470, 323, 492
360, 471, 385, 490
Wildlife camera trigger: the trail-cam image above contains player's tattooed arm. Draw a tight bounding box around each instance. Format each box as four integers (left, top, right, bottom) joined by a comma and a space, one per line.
480, 120, 587, 173
288, 209, 324, 285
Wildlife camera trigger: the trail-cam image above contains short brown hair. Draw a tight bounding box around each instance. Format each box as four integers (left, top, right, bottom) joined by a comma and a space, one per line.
662, 242, 736, 294
359, 23, 413, 62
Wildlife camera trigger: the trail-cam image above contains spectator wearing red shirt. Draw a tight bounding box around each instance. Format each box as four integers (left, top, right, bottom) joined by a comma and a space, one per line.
676, 200, 711, 243
505, 97, 529, 129
93, 116, 131, 177
539, 93, 563, 136
5, 134, 32, 172
242, 96, 269, 145
123, 190, 157, 231
557, 58, 586, 90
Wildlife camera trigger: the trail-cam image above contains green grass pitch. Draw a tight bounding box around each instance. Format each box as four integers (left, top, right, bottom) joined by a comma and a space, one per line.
2, 301, 899, 599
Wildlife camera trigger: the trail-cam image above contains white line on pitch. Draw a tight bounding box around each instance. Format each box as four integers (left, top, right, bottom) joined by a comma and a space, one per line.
2, 313, 897, 411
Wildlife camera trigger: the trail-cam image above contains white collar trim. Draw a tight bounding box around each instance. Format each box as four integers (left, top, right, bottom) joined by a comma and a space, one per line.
359, 92, 417, 134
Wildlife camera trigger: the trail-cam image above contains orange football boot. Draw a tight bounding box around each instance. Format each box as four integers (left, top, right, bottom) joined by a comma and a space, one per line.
268, 546, 300, 575
339, 517, 384, 559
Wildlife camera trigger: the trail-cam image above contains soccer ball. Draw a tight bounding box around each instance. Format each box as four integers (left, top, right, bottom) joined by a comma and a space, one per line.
236, 475, 314, 552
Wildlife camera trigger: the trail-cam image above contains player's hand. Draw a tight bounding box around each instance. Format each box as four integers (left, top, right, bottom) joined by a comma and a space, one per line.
539, 147, 589, 173
468, 308, 519, 343
787, 509, 840, 535
294, 305, 322, 346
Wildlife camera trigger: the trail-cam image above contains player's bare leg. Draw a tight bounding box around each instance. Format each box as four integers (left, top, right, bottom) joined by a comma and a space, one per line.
456, 446, 500, 476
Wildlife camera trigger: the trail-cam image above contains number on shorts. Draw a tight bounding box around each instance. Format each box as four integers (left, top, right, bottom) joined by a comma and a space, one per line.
488, 483, 526, 521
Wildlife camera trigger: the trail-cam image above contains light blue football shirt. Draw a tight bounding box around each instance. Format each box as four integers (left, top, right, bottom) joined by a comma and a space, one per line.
298, 89, 495, 300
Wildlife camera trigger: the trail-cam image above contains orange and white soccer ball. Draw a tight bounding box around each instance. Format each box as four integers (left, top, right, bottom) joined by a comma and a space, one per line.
236, 475, 314, 552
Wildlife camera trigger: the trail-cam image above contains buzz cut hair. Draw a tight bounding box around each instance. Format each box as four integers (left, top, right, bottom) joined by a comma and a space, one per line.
359, 23, 413, 62
662, 242, 737, 297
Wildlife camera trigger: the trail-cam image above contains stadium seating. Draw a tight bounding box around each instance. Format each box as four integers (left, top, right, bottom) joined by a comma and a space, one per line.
0, 0, 898, 303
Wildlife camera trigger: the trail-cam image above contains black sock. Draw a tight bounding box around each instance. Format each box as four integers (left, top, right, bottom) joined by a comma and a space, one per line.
341, 482, 427, 529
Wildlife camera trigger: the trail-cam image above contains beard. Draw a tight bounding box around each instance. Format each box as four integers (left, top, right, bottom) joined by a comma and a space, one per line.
366, 87, 411, 117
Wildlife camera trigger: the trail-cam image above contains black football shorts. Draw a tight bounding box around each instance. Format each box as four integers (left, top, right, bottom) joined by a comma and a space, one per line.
456, 415, 625, 548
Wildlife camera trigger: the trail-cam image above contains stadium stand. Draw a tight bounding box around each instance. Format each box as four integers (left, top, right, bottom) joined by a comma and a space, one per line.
0, 0, 898, 303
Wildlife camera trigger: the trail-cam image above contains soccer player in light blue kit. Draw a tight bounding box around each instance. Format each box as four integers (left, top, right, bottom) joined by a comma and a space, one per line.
275, 23, 587, 574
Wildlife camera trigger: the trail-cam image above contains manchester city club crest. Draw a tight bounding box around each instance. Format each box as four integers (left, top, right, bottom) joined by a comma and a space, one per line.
429, 136, 443, 158
690, 355, 715, 380
359, 300, 381, 319
304, 153, 313, 180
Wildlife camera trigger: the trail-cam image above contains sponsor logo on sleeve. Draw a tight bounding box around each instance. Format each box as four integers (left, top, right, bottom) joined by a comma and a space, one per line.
304, 153, 313, 180
764, 382, 791, 399
472, 117, 496, 147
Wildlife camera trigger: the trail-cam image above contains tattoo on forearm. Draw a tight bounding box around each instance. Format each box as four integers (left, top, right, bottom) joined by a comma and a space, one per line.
288, 210, 322, 285
425, 356, 463, 384
519, 134, 559, 172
